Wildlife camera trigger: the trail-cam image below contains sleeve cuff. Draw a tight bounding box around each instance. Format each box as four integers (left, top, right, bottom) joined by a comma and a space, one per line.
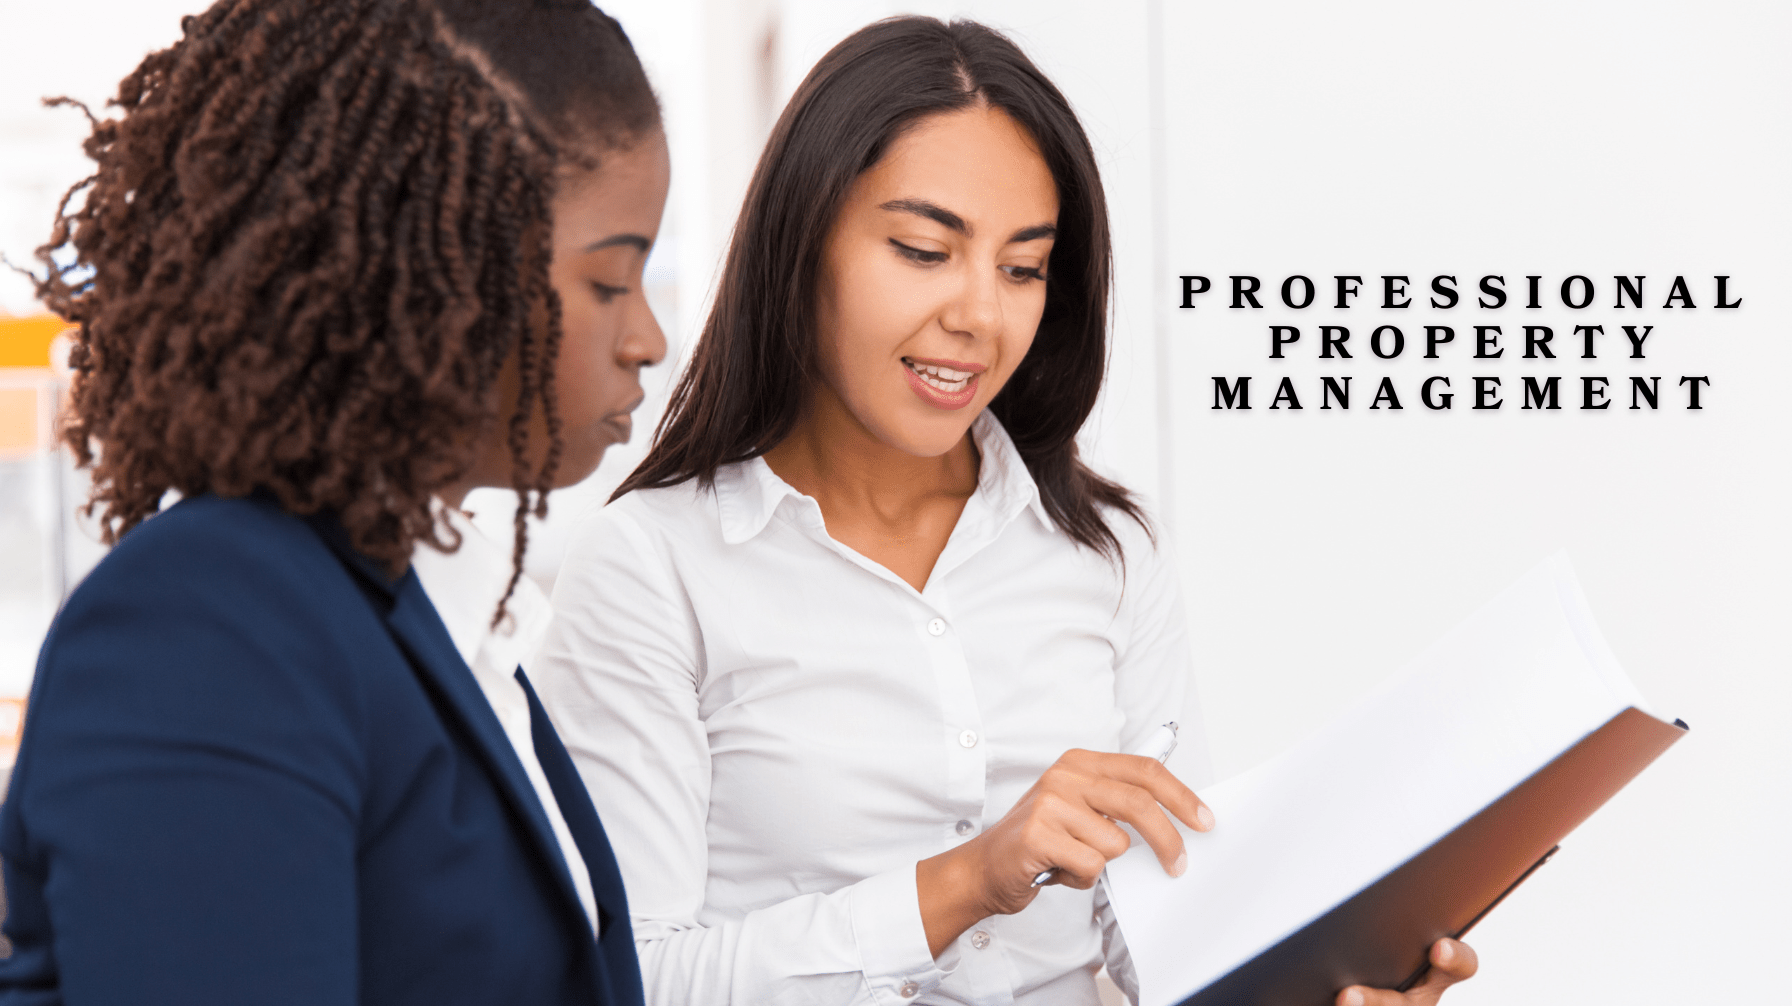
848, 865, 960, 1004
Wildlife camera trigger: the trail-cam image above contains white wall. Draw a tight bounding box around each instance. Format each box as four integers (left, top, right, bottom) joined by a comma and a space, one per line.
0, 0, 211, 697
1112, 2, 1784, 1003
0, 0, 203, 314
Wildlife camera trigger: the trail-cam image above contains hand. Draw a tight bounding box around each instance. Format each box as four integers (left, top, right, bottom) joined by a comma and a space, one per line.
1336, 938, 1478, 1006
915, 748, 1213, 957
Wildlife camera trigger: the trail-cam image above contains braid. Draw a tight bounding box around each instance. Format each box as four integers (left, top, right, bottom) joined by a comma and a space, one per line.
28, 0, 659, 616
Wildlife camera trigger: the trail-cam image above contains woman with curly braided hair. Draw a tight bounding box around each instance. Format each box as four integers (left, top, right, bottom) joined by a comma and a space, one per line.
0, 1, 666, 1003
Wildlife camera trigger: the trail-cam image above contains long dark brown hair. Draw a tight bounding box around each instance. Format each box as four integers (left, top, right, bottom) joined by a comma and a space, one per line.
32, 0, 658, 602
615, 16, 1145, 557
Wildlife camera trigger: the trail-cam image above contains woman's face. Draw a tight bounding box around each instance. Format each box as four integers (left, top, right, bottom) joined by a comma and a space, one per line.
813, 105, 1059, 457
460, 130, 669, 500
543, 128, 671, 486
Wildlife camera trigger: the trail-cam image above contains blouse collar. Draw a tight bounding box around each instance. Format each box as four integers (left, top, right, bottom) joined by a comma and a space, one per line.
712, 410, 1054, 547
409, 503, 549, 670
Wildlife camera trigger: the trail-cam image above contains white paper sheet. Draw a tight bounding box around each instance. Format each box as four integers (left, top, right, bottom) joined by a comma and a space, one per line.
1104, 554, 1647, 1006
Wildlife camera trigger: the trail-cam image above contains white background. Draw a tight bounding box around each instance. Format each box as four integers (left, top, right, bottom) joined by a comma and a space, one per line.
1152, 7, 1790, 1004
3, 1, 1787, 1003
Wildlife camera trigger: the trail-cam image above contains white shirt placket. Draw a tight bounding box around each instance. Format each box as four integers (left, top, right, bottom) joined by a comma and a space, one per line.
933, 607, 1013, 1006
786, 490, 1031, 1005
921, 599, 986, 841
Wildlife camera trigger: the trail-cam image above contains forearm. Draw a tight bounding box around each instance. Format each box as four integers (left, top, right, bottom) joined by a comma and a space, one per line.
916, 847, 991, 957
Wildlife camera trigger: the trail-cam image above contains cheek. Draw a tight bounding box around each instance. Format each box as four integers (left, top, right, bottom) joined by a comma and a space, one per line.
840, 256, 923, 327
817, 258, 913, 395
995, 295, 1045, 382
551, 309, 617, 422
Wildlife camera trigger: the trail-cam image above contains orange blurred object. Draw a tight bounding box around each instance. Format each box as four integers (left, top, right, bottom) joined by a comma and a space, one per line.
0, 316, 67, 457
0, 315, 66, 369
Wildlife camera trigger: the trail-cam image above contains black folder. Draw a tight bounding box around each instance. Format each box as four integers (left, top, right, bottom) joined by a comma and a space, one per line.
1177, 708, 1687, 1006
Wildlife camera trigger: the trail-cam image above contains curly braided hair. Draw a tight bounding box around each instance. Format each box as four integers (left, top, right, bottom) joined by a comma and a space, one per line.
32, 0, 657, 614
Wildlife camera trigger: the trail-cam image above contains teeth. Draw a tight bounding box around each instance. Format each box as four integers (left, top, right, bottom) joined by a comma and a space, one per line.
905, 359, 974, 393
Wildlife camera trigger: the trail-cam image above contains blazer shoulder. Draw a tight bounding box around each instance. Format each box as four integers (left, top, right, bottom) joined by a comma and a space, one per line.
83, 494, 370, 613
39, 495, 387, 707
107, 491, 334, 565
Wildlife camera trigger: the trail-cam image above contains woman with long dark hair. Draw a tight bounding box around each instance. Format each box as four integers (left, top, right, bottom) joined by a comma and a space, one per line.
0, 2, 666, 1003
534, 17, 1476, 1006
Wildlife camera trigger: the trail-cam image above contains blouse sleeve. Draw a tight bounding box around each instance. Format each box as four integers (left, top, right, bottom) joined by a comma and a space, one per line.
530, 502, 955, 1006
1097, 519, 1210, 1005
1109, 519, 1212, 788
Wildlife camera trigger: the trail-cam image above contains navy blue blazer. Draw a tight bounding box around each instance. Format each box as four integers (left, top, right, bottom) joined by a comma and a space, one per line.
0, 494, 644, 1006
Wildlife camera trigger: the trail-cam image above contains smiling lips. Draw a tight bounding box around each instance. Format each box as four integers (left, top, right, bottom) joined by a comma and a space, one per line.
902, 356, 983, 410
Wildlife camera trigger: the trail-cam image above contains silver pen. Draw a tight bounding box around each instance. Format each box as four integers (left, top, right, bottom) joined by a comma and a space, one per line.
1030, 722, 1179, 888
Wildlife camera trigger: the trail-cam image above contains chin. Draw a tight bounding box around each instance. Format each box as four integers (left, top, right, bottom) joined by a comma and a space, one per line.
879, 413, 976, 459
551, 439, 611, 490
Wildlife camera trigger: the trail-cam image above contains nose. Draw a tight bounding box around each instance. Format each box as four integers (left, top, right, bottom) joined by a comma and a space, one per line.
618, 291, 668, 370
938, 262, 1003, 341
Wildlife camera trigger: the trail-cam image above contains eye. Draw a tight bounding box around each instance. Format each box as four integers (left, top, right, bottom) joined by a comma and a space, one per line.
889, 239, 948, 265
1001, 265, 1046, 284
590, 280, 630, 304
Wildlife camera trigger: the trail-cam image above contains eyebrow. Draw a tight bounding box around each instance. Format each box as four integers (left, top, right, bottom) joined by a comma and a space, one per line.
881, 198, 968, 235
878, 198, 1055, 244
582, 234, 651, 253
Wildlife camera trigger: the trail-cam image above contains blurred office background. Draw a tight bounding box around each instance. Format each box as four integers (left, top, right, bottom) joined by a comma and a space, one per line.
0, 0, 1173, 741
3, 2, 1788, 1003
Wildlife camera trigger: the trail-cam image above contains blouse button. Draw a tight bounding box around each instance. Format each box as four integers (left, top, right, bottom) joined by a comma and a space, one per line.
955, 818, 975, 836
970, 930, 992, 950
926, 617, 946, 636
958, 729, 978, 748
899, 981, 920, 998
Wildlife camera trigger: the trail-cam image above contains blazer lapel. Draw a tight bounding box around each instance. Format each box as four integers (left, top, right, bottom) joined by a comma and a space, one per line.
382, 573, 596, 932
516, 668, 631, 936
301, 512, 594, 935
517, 667, 643, 1003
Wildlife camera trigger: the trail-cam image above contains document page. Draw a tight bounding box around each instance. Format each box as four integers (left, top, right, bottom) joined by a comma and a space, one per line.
1105, 554, 1645, 1006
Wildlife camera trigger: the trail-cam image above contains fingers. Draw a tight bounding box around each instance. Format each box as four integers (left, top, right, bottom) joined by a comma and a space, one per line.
1077, 750, 1214, 834
1334, 987, 1407, 1006
992, 749, 1217, 902
1035, 831, 1108, 890
1401, 938, 1478, 1003
1023, 791, 1126, 889
1334, 986, 1408, 1006
1334, 939, 1478, 1006
1084, 776, 1187, 877
1060, 800, 1135, 863
1420, 939, 1478, 988
1062, 751, 1211, 878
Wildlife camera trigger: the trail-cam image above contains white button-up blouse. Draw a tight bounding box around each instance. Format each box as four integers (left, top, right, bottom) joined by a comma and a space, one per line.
532, 412, 1210, 1006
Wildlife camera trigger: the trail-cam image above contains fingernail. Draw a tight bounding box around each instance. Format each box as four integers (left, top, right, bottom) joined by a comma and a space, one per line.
1436, 941, 1453, 964
1171, 851, 1187, 877
1196, 804, 1215, 831
1341, 990, 1364, 1006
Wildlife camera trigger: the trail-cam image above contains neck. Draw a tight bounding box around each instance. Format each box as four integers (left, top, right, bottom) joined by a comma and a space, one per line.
763, 383, 978, 521
438, 484, 473, 512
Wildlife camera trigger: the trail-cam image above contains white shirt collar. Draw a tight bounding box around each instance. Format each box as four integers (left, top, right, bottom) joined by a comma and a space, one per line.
712, 410, 1054, 546
408, 505, 551, 671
